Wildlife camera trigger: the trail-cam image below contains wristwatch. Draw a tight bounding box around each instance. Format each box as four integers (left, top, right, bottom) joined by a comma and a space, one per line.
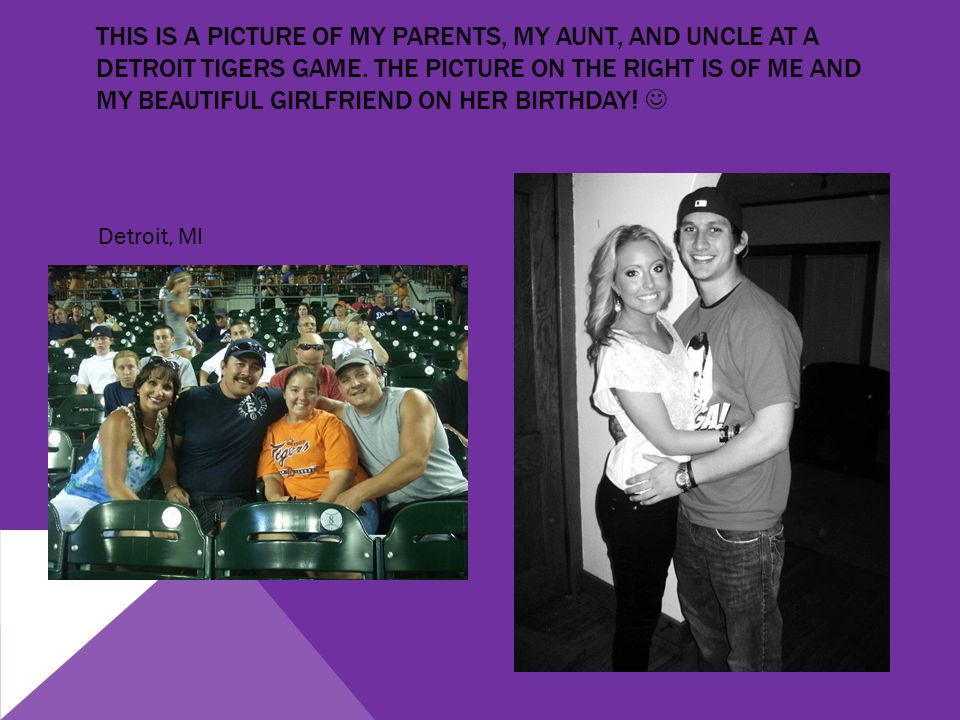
675, 462, 692, 493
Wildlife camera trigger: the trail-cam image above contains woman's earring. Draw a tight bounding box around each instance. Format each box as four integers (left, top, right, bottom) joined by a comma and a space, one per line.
614, 296, 622, 313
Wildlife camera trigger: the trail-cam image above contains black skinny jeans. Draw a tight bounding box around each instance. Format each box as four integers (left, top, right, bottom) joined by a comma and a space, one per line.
596, 475, 678, 671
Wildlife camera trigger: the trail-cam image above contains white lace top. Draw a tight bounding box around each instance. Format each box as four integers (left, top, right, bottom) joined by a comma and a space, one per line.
592, 320, 695, 490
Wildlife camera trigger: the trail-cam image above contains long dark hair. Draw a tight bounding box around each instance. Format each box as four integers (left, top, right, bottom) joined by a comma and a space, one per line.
130, 359, 181, 457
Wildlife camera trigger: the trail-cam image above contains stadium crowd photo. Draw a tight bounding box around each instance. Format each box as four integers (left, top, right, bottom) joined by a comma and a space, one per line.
47, 265, 469, 579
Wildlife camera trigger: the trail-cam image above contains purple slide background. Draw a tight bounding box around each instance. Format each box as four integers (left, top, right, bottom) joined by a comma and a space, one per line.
7, 0, 953, 716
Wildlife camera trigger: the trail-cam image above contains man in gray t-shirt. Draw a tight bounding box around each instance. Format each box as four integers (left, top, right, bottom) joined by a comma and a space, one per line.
628, 187, 801, 672
317, 348, 467, 532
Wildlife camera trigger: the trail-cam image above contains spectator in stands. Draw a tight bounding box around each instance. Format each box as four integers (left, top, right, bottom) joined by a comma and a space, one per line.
141, 324, 198, 392
451, 265, 468, 324
316, 349, 468, 532
257, 365, 378, 533
69, 304, 91, 335
288, 302, 311, 334
90, 304, 123, 334
170, 339, 286, 533
199, 319, 276, 386
102, 350, 140, 414
351, 292, 373, 315
391, 270, 410, 305
197, 308, 230, 346
274, 314, 318, 369
48, 300, 56, 324
269, 333, 344, 402
161, 271, 203, 359
49, 307, 83, 345
431, 332, 468, 448
331, 316, 390, 364
50, 360, 181, 526
321, 302, 351, 333
394, 295, 419, 325
366, 292, 395, 324
259, 274, 278, 310
76, 327, 118, 394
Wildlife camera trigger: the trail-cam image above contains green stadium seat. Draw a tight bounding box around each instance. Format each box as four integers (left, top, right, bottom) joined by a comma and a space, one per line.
49, 504, 65, 579
380, 499, 468, 579
213, 502, 376, 579
64, 500, 211, 580
386, 363, 438, 391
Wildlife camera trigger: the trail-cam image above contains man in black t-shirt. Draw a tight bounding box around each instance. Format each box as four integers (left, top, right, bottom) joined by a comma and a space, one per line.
167, 338, 285, 533
430, 332, 468, 448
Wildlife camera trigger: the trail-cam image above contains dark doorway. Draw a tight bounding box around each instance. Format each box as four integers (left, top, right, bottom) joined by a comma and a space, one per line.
514, 174, 581, 615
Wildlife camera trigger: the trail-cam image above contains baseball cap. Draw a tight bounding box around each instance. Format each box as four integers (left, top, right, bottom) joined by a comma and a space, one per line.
676, 187, 743, 229
224, 338, 267, 366
214, 307, 228, 317
335, 348, 376, 375
186, 314, 198, 323
90, 326, 113, 338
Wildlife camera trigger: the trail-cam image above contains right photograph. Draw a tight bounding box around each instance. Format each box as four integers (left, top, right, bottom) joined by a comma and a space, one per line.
515, 173, 889, 671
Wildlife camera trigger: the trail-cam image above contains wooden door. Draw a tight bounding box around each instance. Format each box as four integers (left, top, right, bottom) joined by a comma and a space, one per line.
514, 174, 572, 612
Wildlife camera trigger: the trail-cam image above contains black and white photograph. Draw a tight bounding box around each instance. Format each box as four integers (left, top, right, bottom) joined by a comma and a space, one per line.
515, 173, 889, 671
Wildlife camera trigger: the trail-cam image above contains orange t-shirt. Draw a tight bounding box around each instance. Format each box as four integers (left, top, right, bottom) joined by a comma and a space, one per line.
257, 410, 368, 500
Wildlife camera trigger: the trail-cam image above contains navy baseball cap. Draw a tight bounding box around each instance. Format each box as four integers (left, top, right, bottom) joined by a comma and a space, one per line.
214, 307, 228, 317
90, 326, 113, 338
676, 187, 743, 229
224, 339, 267, 366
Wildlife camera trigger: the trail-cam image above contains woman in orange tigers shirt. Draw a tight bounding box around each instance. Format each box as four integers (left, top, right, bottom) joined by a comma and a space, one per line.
257, 365, 379, 533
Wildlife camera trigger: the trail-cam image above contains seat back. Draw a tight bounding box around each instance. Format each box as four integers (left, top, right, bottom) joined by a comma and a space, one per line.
48, 503, 65, 579
48, 428, 74, 474
213, 502, 376, 579
386, 364, 438, 391
52, 394, 105, 430
65, 500, 210, 579
381, 499, 468, 578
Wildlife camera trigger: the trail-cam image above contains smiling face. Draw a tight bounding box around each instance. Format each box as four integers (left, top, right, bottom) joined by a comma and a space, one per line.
337, 363, 383, 414
219, 355, 264, 399
613, 238, 672, 317
676, 211, 744, 287
645, 89, 666, 109
283, 369, 319, 422
137, 368, 176, 413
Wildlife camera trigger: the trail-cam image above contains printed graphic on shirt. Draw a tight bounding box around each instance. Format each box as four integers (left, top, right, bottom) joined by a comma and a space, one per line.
270, 439, 316, 475
237, 394, 268, 421
686, 332, 730, 430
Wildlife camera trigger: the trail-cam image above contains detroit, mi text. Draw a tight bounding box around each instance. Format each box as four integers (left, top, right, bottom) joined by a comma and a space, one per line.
99, 227, 203, 246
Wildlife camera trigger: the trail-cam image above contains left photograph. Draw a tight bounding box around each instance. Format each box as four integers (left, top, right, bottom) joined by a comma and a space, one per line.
47, 265, 468, 580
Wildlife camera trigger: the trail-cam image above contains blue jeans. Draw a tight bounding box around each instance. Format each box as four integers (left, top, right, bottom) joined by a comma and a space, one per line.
674, 508, 785, 671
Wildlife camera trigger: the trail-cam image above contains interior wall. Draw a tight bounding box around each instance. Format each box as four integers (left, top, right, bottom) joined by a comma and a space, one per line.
571, 173, 719, 621
742, 194, 890, 370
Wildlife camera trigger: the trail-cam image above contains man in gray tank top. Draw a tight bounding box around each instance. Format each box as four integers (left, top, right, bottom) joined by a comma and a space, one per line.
317, 348, 468, 532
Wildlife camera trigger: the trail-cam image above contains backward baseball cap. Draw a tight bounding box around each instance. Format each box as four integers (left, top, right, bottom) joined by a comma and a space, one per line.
676, 187, 743, 229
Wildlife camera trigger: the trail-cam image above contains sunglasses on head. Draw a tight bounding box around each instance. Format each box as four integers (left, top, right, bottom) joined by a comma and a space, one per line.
148, 356, 180, 370
297, 343, 325, 351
